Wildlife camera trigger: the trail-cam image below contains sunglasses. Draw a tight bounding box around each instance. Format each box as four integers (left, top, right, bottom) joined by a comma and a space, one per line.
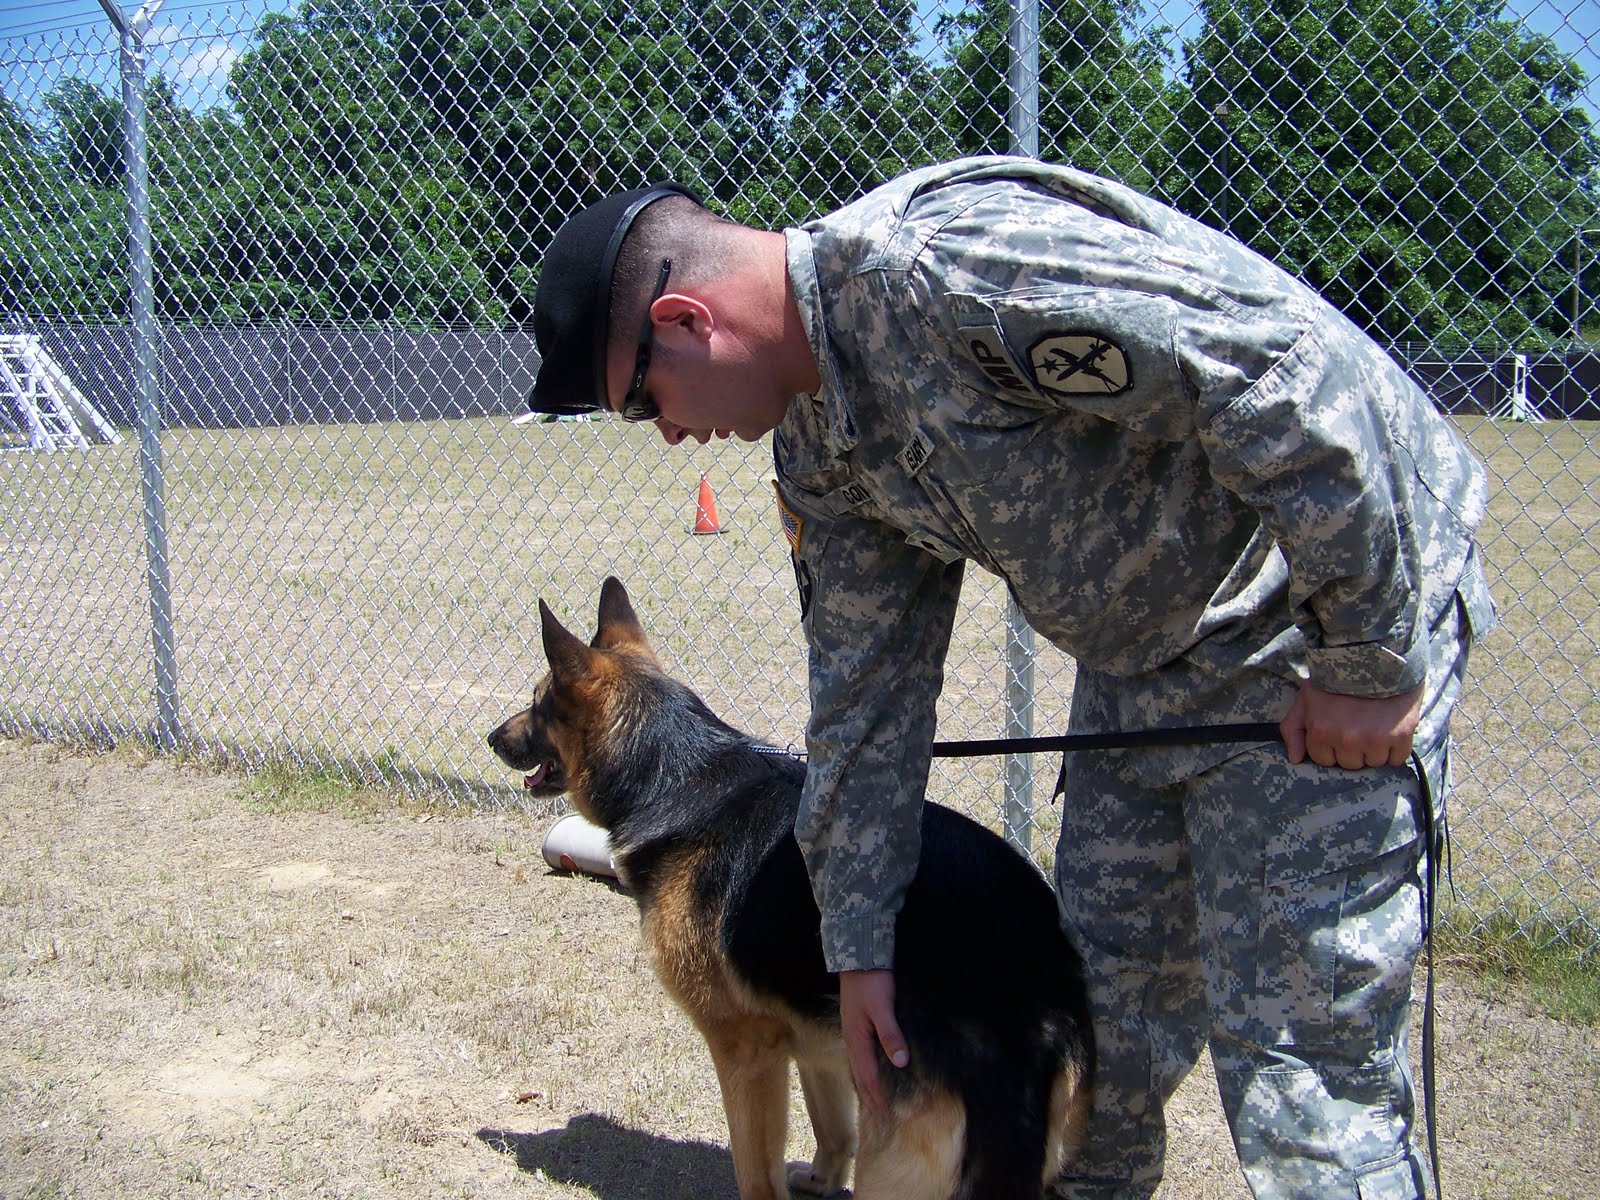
618, 258, 672, 422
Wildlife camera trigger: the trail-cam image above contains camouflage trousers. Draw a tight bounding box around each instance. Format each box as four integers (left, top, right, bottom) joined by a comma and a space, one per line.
1051, 604, 1469, 1200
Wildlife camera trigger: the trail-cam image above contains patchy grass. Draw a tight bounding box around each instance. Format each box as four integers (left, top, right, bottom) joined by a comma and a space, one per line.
3, 417, 1598, 954
1437, 907, 1600, 1026
4, 736, 1599, 1199
240, 758, 392, 817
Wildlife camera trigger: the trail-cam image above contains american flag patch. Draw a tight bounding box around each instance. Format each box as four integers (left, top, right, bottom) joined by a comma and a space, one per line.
773, 482, 803, 555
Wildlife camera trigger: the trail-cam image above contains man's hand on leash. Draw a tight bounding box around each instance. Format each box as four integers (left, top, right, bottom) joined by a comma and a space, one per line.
840, 969, 909, 1113
1281, 680, 1425, 769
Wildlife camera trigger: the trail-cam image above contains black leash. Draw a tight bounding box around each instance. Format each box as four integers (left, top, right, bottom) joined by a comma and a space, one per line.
930, 721, 1282, 802
929, 721, 1282, 759
1410, 747, 1450, 1200
768, 721, 1285, 762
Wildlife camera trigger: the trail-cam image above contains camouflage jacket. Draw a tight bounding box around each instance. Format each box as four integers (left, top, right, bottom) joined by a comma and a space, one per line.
771, 156, 1493, 973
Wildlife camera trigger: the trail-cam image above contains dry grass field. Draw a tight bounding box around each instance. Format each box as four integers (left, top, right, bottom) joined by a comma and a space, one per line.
2, 414, 1595, 932
3, 735, 1597, 1200
2, 413, 1598, 1198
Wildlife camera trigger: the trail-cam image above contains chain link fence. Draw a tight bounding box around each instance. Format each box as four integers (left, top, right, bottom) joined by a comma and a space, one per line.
1, 0, 1596, 951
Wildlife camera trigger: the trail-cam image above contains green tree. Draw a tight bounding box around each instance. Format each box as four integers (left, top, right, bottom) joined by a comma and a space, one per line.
762, 0, 958, 226
44, 77, 124, 190
390, 0, 817, 319
219, 0, 496, 325
0, 85, 126, 318
935, 0, 1181, 195
1172, 0, 1598, 347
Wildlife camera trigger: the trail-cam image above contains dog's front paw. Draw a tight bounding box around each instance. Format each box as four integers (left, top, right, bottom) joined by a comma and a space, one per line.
787, 1162, 849, 1197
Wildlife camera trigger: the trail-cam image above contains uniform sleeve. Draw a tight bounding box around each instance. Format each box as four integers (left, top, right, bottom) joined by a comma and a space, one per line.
1190, 308, 1432, 697
777, 480, 964, 974
926, 186, 1437, 699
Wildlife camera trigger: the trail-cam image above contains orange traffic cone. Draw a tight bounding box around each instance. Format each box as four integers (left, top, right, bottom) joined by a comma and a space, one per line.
693, 473, 724, 535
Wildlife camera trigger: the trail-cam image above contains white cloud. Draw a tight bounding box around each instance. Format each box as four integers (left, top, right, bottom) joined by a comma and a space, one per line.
174, 43, 237, 88
144, 22, 244, 109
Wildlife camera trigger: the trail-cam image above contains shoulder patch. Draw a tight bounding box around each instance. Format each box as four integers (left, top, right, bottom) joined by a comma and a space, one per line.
773, 481, 803, 555
1028, 333, 1132, 396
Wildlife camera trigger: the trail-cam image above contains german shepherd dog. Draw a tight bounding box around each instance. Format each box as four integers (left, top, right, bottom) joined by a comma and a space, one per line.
487, 578, 1093, 1200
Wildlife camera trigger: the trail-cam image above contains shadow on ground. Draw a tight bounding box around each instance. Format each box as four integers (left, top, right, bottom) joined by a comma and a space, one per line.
478, 1112, 741, 1199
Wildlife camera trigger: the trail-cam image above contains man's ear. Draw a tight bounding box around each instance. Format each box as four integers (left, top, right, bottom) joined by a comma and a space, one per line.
651, 292, 715, 344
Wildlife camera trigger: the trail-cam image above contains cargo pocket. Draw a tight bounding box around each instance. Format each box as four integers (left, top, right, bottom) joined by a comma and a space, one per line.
1253, 771, 1425, 1046
1354, 1151, 1426, 1200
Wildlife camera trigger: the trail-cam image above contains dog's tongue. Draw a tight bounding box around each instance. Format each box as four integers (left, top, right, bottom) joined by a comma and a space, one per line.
523, 761, 551, 789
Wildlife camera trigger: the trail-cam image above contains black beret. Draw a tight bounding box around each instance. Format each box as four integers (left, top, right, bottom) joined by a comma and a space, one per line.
527, 183, 702, 416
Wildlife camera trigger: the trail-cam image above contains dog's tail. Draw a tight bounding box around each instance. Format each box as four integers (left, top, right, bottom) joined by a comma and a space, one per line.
952, 1064, 1052, 1199
942, 1020, 1091, 1200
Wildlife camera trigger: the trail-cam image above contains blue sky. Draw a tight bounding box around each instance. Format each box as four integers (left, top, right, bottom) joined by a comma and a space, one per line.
0, 0, 281, 41
1, 1, 284, 112
1, 0, 1594, 118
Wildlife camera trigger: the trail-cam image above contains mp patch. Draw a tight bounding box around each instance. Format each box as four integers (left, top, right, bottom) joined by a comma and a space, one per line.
957, 323, 1035, 398
1028, 332, 1132, 396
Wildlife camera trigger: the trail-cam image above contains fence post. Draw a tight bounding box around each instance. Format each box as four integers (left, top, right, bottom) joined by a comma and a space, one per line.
1002, 0, 1041, 853
1007, 0, 1040, 161
103, 0, 181, 751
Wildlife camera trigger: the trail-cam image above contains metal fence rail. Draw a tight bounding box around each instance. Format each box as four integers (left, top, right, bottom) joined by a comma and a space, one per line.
1, 0, 1596, 951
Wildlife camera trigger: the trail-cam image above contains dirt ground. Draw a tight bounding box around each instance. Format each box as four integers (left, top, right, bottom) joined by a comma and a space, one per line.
2, 736, 1596, 1200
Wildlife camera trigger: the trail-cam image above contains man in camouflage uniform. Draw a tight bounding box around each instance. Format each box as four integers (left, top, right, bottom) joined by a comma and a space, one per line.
524, 156, 1493, 1199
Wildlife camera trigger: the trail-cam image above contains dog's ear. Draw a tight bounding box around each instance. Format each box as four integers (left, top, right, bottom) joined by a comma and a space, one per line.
540, 599, 598, 683
593, 576, 655, 659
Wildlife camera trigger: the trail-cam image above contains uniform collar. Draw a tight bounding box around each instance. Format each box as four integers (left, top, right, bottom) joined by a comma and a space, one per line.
783, 227, 859, 457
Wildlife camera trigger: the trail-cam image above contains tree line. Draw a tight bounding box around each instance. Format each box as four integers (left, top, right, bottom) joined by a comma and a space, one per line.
1, 0, 1594, 350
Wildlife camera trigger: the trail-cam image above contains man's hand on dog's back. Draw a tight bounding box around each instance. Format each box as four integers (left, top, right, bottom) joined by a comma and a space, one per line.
839, 968, 910, 1113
